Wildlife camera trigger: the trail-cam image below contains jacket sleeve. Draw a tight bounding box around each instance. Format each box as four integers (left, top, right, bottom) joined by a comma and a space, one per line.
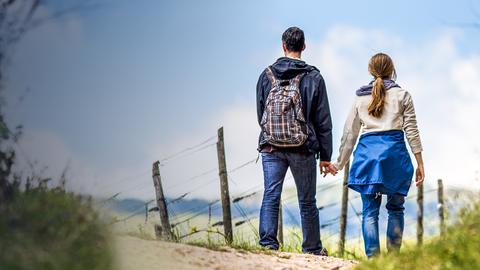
256, 70, 269, 126
403, 92, 423, 154
312, 75, 333, 161
333, 100, 361, 170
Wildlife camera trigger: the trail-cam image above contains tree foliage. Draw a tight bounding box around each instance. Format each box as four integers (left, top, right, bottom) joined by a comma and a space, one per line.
0, 0, 42, 201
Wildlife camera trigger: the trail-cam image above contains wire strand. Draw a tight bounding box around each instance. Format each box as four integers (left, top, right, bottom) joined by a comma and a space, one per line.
159, 136, 216, 165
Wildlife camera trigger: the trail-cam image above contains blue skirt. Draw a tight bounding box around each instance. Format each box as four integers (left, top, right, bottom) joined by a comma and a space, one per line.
349, 130, 414, 196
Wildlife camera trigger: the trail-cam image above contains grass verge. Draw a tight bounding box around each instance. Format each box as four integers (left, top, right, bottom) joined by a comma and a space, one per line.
356, 201, 480, 270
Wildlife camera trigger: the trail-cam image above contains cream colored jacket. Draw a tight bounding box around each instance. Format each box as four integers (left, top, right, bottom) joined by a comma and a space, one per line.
333, 87, 422, 170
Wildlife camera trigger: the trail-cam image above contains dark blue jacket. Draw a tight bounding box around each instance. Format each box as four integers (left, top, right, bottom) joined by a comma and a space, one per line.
256, 57, 333, 161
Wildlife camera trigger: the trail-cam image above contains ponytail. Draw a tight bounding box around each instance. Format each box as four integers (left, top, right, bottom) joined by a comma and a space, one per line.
367, 53, 395, 118
368, 77, 386, 117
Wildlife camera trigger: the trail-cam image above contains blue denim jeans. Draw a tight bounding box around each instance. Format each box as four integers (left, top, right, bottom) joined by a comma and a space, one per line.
259, 151, 322, 253
361, 193, 405, 257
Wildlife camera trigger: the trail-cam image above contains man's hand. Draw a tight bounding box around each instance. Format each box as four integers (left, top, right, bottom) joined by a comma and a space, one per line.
320, 161, 333, 177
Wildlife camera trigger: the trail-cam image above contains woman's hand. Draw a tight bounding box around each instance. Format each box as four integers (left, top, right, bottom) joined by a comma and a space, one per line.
328, 164, 338, 176
414, 152, 425, 187
416, 163, 424, 187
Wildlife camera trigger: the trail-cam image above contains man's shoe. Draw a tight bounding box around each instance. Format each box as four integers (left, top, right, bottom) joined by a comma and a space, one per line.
310, 247, 328, 256
261, 245, 279, 251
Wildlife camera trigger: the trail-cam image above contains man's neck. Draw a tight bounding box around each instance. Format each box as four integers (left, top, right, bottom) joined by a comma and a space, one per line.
284, 52, 302, 60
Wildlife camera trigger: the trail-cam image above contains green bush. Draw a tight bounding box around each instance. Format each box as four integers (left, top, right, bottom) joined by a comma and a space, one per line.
356, 202, 480, 270
0, 188, 113, 270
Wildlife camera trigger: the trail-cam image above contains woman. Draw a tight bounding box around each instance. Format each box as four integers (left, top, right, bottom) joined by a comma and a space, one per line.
329, 53, 425, 257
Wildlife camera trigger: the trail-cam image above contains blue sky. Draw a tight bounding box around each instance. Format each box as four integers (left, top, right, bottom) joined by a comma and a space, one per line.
5, 0, 480, 199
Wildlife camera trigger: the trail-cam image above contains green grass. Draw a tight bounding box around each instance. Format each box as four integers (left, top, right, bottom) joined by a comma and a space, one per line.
356, 201, 480, 270
0, 187, 113, 270
177, 225, 363, 260
181, 227, 283, 255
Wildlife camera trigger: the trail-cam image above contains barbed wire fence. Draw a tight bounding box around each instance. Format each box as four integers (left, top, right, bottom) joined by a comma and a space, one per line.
101, 126, 459, 257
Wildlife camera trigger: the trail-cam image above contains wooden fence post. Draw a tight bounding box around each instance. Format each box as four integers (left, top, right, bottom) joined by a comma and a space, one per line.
278, 199, 284, 246
437, 179, 445, 236
152, 161, 173, 240
216, 127, 233, 244
338, 160, 350, 257
417, 183, 424, 246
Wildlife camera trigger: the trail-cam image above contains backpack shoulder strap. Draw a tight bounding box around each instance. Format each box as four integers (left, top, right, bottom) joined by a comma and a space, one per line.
265, 66, 277, 86
291, 72, 307, 88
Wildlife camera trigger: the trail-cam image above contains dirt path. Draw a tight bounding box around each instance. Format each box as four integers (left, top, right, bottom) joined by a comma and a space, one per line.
115, 236, 357, 270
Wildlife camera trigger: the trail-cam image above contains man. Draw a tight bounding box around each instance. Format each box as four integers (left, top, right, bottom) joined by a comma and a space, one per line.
256, 26, 332, 255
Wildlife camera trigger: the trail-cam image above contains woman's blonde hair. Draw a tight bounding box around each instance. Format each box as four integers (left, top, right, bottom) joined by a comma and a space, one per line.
367, 53, 396, 118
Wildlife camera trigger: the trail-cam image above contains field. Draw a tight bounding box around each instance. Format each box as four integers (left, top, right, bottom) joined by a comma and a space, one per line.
0, 182, 477, 270
106, 180, 471, 257
109, 194, 480, 270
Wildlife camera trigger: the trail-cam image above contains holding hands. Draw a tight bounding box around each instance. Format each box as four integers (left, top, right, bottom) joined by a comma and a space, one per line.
319, 161, 338, 177
320, 158, 425, 187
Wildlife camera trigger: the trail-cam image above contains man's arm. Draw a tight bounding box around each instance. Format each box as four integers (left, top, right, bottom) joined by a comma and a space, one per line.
256, 70, 268, 125
312, 75, 333, 162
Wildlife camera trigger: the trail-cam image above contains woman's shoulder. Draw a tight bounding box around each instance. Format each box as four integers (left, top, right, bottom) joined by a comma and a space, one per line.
353, 92, 372, 103
388, 87, 413, 100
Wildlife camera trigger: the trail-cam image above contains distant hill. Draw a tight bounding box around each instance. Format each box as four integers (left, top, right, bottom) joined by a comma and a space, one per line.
105, 196, 252, 219
104, 184, 472, 239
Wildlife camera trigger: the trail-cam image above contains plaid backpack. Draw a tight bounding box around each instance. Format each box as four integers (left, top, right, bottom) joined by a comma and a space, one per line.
260, 66, 308, 147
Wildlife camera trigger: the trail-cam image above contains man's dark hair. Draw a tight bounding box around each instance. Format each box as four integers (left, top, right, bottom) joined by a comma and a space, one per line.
282, 27, 305, 52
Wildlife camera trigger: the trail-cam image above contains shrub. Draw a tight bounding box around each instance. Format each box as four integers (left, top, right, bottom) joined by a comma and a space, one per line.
0, 187, 113, 270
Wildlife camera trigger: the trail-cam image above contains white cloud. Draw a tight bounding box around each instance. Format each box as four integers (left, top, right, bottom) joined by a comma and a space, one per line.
149, 25, 480, 200
144, 100, 266, 200
13, 25, 480, 200
13, 129, 98, 194
304, 26, 480, 189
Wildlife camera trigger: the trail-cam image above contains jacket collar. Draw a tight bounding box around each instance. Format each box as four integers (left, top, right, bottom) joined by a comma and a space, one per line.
356, 79, 400, 96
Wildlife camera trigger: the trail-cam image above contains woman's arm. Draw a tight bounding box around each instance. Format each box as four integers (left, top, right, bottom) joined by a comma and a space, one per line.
332, 101, 362, 171
403, 92, 423, 154
403, 92, 424, 186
